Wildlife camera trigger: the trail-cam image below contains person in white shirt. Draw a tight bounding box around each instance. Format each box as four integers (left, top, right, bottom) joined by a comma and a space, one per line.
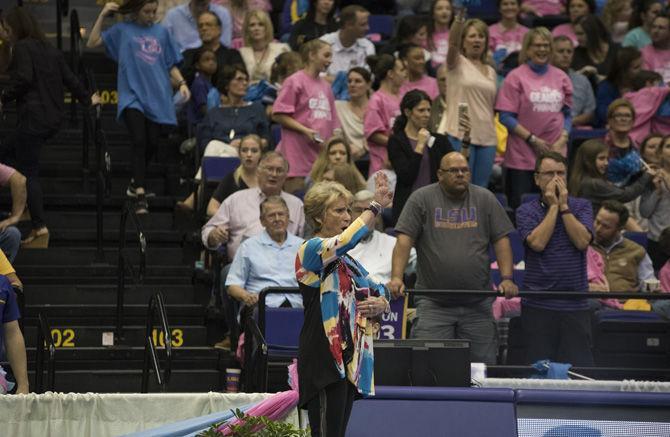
320, 5, 376, 78
347, 190, 416, 283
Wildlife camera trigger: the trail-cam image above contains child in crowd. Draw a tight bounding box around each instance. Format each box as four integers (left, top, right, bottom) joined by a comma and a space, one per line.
187, 48, 217, 127
489, 0, 529, 66
429, 0, 453, 67
399, 44, 439, 99
308, 137, 366, 190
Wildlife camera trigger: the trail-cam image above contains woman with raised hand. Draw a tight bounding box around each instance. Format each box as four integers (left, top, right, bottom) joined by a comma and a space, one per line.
297, 174, 392, 437
438, 7, 497, 188
87, 0, 189, 214
1, 7, 99, 248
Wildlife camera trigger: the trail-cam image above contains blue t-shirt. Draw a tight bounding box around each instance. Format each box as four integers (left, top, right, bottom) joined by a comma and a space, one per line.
0, 275, 20, 351
102, 21, 183, 125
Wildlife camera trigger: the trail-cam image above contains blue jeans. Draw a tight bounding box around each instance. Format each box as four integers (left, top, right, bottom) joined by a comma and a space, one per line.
448, 135, 497, 188
0, 227, 21, 262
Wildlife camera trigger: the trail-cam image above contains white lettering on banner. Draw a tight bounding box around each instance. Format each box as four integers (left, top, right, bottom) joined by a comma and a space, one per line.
529, 86, 564, 113
308, 92, 332, 121
380, 296, 405, 339
382, 312, 398, 322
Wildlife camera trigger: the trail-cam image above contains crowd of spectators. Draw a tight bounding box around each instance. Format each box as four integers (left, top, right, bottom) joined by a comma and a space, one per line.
3, 0, 670, 395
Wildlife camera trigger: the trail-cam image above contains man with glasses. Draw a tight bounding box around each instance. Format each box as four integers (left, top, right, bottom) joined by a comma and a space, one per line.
516, 151, 595, 366
202, 151, 305, 262
389, 152, 517, 364
163, 0, 233, 52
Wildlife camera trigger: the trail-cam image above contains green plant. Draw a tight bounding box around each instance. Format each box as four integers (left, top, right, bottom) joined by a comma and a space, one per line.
198, 409, 310, 437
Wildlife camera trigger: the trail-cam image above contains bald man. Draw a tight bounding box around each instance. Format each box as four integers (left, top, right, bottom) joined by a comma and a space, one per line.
389, 152, 517, 364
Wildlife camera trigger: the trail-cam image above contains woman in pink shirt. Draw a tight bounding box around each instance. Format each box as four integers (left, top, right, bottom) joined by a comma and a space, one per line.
399, 44, 439, 99
552, 0, 595, 47
496, 27, 573, 208
428, 0, 453, 67
489, 0, 529, 59
273, 39, 340, 193
438, 7, 498, 187
364, 54, 408, 177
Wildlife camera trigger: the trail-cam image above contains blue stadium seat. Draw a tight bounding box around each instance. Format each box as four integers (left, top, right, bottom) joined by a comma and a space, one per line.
201, 157, 240, 183
368, 15, 395, 39
623, 231, 648, 249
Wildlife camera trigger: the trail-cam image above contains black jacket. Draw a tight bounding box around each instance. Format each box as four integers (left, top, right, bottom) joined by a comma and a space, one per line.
1, 38, 91, 135
388, 129, 453, 224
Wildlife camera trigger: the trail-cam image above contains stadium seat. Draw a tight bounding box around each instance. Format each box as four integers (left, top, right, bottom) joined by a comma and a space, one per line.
368, 15, 395, 40
201, 157, 240, 184
623, 231, 648, 249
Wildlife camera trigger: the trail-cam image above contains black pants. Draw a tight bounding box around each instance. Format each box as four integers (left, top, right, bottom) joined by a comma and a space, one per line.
122, 108, 160, 188
0, 130, 48, 229
306, 379, 357, 437
521, 304, 594, 367
505, 168, 539, 210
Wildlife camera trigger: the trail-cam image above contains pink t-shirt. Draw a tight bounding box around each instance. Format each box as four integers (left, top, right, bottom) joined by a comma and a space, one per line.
624, 86, 670, 144
364, 89, 401, 177
489, 23, 529, 54
431, 30, 449, 67
0, 163, 16, 186
552, 23, 578, 47
642, 45, 670, 84
660, 261, 670, 292
399, 75, 439, 100
496, 64, 573, 171
274, 70, 341, 177
523, 0, 565, 16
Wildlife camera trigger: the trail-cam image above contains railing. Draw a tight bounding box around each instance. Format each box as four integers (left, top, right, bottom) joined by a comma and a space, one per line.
55, 0, 69, 50
34, 313, 56, 393
69, 8, 82, 126
406, 289, 670, 300
116, 202, 146, 340
141, 292, 172, 393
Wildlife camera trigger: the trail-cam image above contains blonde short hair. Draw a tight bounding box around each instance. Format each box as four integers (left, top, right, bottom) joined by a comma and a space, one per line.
460, 19, 489, 63
243, 10, 274, 46
519, 27, 553, 64
303, 181, 353, 231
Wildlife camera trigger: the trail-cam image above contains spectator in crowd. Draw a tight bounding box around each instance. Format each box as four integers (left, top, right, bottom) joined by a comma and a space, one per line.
569, 139, 653, 217
601, 0, 633, 43
489, 0, 529, 62
185, 48, 217, 127
389, 152, 518, 364
399, 44, 439, 99
197, 65, 270, 151
365, 54, 407, 177
1, 7, 97, 248
641, 13, 670, 84
273, 39, 340, 194
309, 137, 365, 188
552, 35, 595, 127
330, 163, 367, 195
388, 90, 453, 223
320, 5, 374, 78
179, 11, 243, 87
622, 0, 663, 50
641, 133, 664, 167
205, 134, 264, 217
396, 0, 432, 15
348, 190, 417, 283
217, 0, 272, 43
591, 200, 656, 293
0, 275, 28, 394
658, 226, 670, 291
604, 99, 641, 187
202, 151, 305, 261
296, 177, 392, 437
251, 51, 303, 116
381, 15, 430, 59
429, 64, 448, 132
428, 0, 453, 67
552, 0, 595, 47
289, 0, 338, 51
0, 164, 25, 261
516, 151, 594, 366
520, 0, 566, 19
439, 8, 498, 188
594, 47, 642, 127
497, 27, 573, 209
88, 1, 189, 215
335, 67, 371, 159
163, 0, 233, 51
572, 14, 619, 85
239, 11, 289, 83
640, 136, 670, 270
226, 196, 303, 309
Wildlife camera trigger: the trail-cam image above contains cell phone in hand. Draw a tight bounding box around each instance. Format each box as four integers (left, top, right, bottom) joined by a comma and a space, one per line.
314, 133, 324, 143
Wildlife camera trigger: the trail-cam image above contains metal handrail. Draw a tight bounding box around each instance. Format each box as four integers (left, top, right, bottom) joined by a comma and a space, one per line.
116, 202, 147, 340
141, 292, 172, 393
69, 9, 81, 126
406, 289, 670, 300
34, 313, 56, 393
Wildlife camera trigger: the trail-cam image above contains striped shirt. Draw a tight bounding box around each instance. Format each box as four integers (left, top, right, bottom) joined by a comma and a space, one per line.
516, 197, 593, 311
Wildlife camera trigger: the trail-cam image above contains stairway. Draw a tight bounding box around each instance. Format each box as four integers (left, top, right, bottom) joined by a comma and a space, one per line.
0, 44, 233, 392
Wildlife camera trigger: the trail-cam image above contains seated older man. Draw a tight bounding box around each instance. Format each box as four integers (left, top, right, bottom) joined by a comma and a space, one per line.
347, 190, 416, 284
226, 196, 304, 309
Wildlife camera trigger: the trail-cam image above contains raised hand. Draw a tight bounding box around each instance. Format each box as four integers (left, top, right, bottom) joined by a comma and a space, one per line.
373, 171, 393, 208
